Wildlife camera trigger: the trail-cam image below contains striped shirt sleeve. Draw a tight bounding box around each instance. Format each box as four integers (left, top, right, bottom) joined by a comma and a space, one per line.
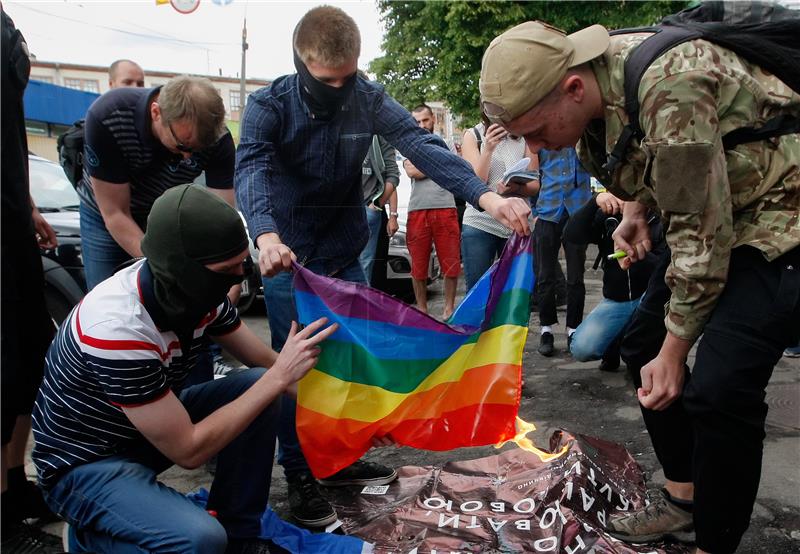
206, 298, 241, 336
77, 317, 172, 407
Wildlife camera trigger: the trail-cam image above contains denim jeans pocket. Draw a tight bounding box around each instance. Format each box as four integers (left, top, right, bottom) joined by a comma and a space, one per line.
46, 480, 91, 527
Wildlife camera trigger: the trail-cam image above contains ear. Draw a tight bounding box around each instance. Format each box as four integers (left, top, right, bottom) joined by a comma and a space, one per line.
562, 74, 585, 103
150, 101, 161, 123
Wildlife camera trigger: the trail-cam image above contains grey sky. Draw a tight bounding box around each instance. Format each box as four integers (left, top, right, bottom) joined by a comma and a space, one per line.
6, 0, 386, 80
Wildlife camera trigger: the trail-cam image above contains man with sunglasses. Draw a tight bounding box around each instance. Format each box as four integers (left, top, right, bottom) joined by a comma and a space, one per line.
77, 75, 235, 290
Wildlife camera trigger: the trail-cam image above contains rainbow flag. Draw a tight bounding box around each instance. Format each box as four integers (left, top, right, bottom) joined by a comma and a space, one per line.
294, 234, 534, 478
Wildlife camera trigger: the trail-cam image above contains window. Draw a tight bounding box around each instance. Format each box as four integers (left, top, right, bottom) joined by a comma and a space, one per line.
63, 78, 100, 93
230, 90, 242, 112
25, 120, 48, 136
31, 75, 53, 84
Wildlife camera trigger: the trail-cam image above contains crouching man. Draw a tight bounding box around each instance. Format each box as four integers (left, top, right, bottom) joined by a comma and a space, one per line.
31, 185, 336, 554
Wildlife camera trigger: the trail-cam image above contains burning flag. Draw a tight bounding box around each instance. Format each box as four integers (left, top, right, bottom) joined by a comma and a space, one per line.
294, 234, 535, 478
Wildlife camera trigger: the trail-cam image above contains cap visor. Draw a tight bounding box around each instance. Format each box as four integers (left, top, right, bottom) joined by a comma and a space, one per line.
567, 24, 609, 67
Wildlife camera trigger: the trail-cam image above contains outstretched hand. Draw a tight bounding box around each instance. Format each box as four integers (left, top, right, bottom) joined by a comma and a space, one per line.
480, 193, 531, 236
273, 318, 339, 388
256, 233, 296, 277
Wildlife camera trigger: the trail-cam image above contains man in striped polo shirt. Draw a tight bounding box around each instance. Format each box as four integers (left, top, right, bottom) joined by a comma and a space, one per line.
32, 185, 337, 553
78, 75, 236, 290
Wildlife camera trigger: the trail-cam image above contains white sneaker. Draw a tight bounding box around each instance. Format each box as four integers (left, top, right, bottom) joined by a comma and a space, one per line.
213, 357, 238, 377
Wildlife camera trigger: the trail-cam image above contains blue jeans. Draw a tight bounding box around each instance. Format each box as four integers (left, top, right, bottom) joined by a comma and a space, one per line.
357, 206, 383, 286
45, 369, 279, 553
79, 202, 133, 290
570, 297, 641, 362
263, 259, 366, 478
461, 224, 508, 291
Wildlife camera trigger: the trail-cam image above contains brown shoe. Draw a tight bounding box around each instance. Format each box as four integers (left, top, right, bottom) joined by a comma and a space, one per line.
606, 489, 695, 544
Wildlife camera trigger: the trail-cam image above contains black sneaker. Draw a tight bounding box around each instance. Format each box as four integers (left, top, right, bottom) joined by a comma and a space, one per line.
286, 472, 337, 528
3, 480, 59, 525
567, 333, 574, 355
537, 332, 555, 357
317, 460, 398, 487
599, 355, 620, 372
1, 521, 64, 554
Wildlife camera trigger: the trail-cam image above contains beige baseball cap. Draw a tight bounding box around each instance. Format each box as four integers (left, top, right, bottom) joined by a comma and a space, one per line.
479, 21, 609, 124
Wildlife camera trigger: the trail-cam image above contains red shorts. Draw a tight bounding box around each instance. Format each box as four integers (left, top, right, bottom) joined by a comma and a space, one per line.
406, 208, 461, 280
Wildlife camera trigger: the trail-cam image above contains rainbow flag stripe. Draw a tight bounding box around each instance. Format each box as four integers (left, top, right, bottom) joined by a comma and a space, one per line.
294, 234, 535, 478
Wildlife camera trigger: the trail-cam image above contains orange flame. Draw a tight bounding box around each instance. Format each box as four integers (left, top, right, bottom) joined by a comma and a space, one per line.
494, 417, 569, 462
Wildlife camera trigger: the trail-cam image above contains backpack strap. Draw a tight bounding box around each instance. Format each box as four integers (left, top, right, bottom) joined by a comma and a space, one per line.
472, 127, 483, 153
603, 26, 701, 174
722, 114, 800, 151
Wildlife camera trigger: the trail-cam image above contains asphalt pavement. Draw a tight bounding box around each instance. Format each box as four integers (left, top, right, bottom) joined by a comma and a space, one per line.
35, 249, 800, 551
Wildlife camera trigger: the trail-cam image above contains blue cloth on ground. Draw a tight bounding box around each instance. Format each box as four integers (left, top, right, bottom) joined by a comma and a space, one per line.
187, 489, 369, 554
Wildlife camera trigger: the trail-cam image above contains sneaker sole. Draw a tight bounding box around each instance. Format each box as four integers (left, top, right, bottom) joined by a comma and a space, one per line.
607, 527, 695, 544
293, 511, 338, 528
318, 468, 398, 487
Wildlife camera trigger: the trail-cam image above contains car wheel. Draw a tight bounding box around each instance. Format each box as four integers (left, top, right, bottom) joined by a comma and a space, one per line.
44, 283, 77, 327
236, 285, 256, 314
236, 258, 261, 314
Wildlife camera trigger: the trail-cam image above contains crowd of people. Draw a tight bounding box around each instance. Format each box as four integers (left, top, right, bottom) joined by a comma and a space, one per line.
2, 3, 798, 554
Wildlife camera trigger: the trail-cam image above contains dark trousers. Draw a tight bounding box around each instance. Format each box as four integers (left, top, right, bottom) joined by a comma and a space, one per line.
533, 215, 586, 329
624, 246, 800, 553
621, 245, 694, 483
685, 246, 800, 553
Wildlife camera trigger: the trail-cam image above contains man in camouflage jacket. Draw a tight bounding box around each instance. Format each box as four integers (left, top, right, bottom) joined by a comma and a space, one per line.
479, 20, 800, 554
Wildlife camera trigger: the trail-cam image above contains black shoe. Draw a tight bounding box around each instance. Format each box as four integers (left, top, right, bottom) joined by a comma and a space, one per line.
567, 334, 574, 355
537, 332, 555, 357
317, 460, 397, 487
1, 521, 64, 554
4, 480, 58, 525
599, 356, 620, 372
286, 472, 337, 528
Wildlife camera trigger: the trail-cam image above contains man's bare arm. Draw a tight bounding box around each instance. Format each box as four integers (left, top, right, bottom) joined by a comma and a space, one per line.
92, 177, 144, 257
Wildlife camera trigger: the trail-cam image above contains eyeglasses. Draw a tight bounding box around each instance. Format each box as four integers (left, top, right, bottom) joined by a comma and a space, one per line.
167, 122, 194, 154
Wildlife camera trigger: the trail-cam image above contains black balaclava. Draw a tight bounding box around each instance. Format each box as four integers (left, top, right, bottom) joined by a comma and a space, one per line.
141, 185, 248, 332
293, 49, 356, 121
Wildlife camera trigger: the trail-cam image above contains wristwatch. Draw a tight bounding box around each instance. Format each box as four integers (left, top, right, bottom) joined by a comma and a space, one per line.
389, 211, 399, 218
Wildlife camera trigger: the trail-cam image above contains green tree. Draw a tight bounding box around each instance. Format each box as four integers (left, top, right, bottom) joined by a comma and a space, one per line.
370, 1, 688, 125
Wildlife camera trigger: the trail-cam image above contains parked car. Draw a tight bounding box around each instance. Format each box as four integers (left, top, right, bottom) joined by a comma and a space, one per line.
28, 154, 86, 324
28, 154, 261, 323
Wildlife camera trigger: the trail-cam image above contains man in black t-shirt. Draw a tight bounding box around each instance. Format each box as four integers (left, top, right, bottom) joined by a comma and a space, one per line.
78, 75, 235, 289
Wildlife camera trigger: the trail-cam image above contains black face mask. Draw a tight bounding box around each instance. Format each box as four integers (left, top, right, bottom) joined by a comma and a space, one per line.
293, 50, 356, 121
141, 185, 249, 333
153, 259, 243, 332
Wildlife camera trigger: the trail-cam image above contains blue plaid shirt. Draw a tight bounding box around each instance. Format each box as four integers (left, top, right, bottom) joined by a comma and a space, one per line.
532, 147, 592, 223
236, 74, 490, 272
